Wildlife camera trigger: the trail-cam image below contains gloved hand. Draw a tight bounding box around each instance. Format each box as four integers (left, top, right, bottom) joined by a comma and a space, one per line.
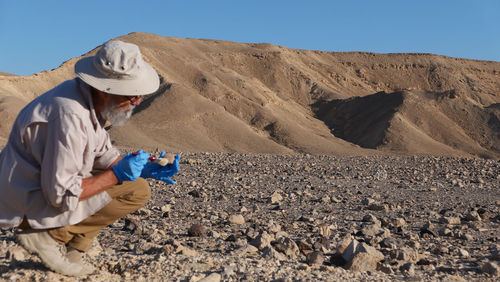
141, 152, 180, 184
112, 150, 150, 183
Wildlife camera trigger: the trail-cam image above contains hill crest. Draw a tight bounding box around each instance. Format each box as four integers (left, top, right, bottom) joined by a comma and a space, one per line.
1, 32, 499, 158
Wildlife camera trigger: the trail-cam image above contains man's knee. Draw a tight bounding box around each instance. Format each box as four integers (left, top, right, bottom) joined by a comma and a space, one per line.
106, 177, 151, 206
133, 177, 151, 205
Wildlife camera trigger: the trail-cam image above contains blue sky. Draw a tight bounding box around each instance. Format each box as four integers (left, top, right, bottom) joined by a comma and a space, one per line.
1, 0, 499, 75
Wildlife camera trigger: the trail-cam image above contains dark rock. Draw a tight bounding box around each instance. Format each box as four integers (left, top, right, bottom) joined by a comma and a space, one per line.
188, 224, 207, 237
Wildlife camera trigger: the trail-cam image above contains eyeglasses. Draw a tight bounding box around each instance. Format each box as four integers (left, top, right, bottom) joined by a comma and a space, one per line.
123, 95, 141, 105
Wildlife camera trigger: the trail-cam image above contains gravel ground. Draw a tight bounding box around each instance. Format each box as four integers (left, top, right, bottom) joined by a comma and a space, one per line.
1, 153, 499, 281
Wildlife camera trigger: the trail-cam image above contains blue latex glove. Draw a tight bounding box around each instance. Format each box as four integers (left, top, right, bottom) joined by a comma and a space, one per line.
141, 152, 180, 184
112, 150, 150, 183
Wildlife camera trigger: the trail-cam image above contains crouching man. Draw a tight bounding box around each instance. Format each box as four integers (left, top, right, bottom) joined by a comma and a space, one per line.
0, 40, 179, 276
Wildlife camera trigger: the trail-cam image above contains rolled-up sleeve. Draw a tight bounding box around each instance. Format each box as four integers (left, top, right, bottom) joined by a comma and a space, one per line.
40, 113, 88, 212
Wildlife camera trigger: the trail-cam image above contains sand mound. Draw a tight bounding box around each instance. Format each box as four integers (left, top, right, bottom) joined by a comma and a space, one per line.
0, 32, 499, 158
314, 90, 500, 159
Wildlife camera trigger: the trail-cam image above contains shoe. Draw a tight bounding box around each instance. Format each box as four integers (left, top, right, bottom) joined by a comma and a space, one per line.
66, 247, 96, 274
16, 229, 94, 276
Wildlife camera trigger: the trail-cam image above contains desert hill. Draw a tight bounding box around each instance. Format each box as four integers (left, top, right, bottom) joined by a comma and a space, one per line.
0, 32, 499, 158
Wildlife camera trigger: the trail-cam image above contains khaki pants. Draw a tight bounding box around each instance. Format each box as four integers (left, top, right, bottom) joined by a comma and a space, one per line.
47, 177, 151, 252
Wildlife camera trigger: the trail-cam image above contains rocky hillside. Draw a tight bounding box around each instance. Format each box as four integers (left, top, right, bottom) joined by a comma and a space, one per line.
0, 32, 498, 158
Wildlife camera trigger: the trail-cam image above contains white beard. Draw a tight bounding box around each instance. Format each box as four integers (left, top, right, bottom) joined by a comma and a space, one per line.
101, 101, 135, 126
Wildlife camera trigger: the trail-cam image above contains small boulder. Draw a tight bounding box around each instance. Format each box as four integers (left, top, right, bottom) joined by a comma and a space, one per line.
249, 231, 274, 251
228, 214, 245, 225
306, 251, 325, 266
482, 261, 499, 276
270, 191, 283, 204
188, 224, 207, 237
272, 237, 299, 259
343, 240, 384, 272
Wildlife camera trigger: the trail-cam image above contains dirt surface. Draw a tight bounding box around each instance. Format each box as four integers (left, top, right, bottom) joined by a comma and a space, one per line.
1, 152, 499, 280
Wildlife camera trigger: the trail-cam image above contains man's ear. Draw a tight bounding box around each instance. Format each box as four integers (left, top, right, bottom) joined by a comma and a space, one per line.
90, 87, 110, 114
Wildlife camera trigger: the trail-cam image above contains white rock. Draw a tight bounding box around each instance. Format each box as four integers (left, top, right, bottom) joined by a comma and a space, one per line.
458, 248, 470, 258
228, 214, 245, 225
161, 204, 172, 213
270, 191, 283, 204
7, 246, 27, 261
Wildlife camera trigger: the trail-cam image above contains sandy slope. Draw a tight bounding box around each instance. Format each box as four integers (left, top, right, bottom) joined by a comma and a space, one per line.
0, 32, 498, 158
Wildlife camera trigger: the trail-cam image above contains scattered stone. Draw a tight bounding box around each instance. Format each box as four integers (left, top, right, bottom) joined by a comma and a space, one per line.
188, 190, 201, 198
331, 196, 342, 203
341, 239, 360, 262
490, 245, 500, 261
336, 237, 353, 256
378, 264, 394, 274
440, 216, 461, 225
298, 240, 314, 255
392, 247, 420, 262
7, 246, 26, 261
458, 248, 470, 258
188, 223, 207, 237
400, 262, 416, 275
380, 238, 398, 249
228, 214, 245, 225
420, 221, 438, 237
361, 198, 376, 205
361, 223, 389, 239
272, 237, 300, 259
123, 217, 143, 235
441, 275, 467, 282
160, 204, 171, 213
314, 236, 330, 251
234, 244, 259, 255
391, 217, 406, 228
181, 247, 199, 257
465, 211, 482, 221
266, 220, 282, 234
270, 190, 283, 204
313, 224, 329, 239
198, 273, 222, 282
362, 214, 379, 223
346, 245, 385, 272
250, 231, 274, 251
341, 240, 384, 272
0, 153, 498, 280
438, 227, 453, 237
481, 261, 499, 276
262, 246, 287, 261
306, 251, 325, 266
367, 203, 389, 211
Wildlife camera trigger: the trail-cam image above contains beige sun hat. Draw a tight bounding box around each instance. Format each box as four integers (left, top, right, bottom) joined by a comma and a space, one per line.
75, 40, 159, 96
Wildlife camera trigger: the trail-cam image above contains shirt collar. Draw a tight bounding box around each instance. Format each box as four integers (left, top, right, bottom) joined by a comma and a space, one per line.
76, 78, 101, 128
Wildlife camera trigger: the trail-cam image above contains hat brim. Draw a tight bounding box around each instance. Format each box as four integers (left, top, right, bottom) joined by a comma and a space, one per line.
75, 56, 160, 96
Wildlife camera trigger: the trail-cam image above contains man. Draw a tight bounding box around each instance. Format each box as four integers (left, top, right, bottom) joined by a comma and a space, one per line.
0, 40, 179, 276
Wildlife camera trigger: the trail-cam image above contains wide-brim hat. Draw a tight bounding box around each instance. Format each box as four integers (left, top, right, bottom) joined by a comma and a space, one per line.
75, 40, 159, 96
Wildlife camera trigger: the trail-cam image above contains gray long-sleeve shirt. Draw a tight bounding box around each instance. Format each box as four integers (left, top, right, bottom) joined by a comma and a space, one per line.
0, 78, 120, 229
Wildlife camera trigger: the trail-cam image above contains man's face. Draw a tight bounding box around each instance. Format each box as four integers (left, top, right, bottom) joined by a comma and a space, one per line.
100, 94, 142, 126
